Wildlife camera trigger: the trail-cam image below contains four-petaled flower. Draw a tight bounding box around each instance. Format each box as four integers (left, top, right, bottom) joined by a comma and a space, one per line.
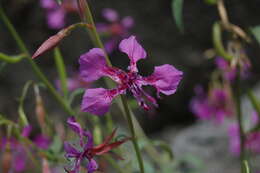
40, 0, 77, 29
64, 117, 129, 173
79, 36, 183, 115
96, 8, 135, 53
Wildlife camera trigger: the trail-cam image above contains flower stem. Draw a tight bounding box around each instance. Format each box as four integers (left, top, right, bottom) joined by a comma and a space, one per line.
121, 95, 145, 173
0, 7, 75, 116
79, 1, 145, 172
234, 70, 246, 172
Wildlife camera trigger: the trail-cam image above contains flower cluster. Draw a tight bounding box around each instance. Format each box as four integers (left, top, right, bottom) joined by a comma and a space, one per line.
0, 126, 50, 172
96, 8, 135, 53
215, 56, 251, 82
64, 117, 129, 173
190, 85, 234, 123
79, 35, 183, 115
40, 0, 77, 29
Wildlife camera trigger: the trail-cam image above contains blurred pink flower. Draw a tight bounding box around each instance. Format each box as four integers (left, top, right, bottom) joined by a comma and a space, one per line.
96, 8, 135, 53
228, 112, 260, 155
215, 57, 251, 82
40, 0, 77, 29
190, 86, 234, 123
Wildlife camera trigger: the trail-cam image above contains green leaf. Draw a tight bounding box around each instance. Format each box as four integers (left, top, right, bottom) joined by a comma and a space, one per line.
250, 26, 260, 45
18, 81, 33, 126
152, 140, 174, 160
171, 0, 184, 33
242, 160, 251, 173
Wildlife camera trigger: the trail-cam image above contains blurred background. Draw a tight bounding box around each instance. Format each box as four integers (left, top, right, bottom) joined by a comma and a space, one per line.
2, 0, 260, 172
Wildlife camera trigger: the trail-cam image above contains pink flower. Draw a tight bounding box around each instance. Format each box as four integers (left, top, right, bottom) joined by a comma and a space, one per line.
228, 112, 260, 155
96, 8, 135, 53
190, 86, 234, 123
64, 117, 129, 173
215, 57, 251, 81
40, 0, 77, 29
0, 126, 50, 172
79, 36, 183, 116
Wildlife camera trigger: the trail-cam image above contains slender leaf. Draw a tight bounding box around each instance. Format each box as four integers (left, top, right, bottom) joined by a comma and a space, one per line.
18, 81, 33, 126
171, 0, 184, 33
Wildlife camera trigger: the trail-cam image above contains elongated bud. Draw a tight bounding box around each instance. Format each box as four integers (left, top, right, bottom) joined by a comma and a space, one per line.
32, 29, 68, 59
77, 0, 87, 22
32, 23, 93, 59
34, 85, 46, 130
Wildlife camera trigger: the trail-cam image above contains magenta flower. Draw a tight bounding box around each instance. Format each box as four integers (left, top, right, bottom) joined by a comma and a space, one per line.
228, 124, 260, 155
190, 86, 234, 123
215, 57, 251, 81
64, 117, 129, 173
228, 112, 260, 155
96, 8, 135, 53
79, 36, 183, 115
40, 0, 77, 29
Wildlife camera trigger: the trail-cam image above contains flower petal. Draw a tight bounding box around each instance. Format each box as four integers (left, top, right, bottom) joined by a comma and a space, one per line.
40, 0, 58, 9
121, 16, 134, 29
119, 36, 147, 72
81, 88, 121, 116
64, 142, 80, 158
13, 150, 27, 171
21, 125, 32, 137
87, 159, 98, 173
102, 8, 119, 22
34, 135, 50, 149
47, 9, 66, 29
79, 48, 108, 82
67, 117, 85, 146
83, 131, 94, 150
144, 64, 183, 96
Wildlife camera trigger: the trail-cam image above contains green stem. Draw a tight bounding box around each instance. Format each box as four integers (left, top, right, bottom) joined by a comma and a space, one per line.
0, 53, 26, 63
0, 7, 75, 116
247, 89, 260, 117
212, 22, 233, 61
80, 0, 111, 66
234, 71, 246, 172
54, 47, 68, 99
121, 95, 145, 173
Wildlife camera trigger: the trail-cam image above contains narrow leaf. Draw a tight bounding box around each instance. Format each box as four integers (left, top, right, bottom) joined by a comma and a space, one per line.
171, 0, 184, 33
18, 81, 33, 126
